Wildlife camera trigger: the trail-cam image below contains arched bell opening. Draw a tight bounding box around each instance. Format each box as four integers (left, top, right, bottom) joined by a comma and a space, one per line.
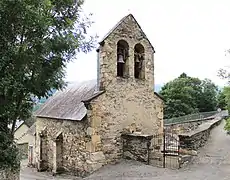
134, 43, 145, 79
117, 40, 129, 77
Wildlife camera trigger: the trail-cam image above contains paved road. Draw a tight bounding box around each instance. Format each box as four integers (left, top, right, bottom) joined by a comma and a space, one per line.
20, 120, 230, 180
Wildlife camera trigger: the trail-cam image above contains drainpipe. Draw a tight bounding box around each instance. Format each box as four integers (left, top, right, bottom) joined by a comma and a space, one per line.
96, 48, 100, 91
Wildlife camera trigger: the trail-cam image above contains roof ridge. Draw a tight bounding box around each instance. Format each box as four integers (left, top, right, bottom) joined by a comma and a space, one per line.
98, 13, 155, 52
99, 13, 131, 44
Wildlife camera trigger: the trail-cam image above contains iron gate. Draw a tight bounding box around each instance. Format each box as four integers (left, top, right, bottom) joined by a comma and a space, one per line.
151, 129, 180, 169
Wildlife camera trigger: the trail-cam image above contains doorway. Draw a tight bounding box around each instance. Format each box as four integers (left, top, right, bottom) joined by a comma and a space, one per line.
55, 132, 63, 173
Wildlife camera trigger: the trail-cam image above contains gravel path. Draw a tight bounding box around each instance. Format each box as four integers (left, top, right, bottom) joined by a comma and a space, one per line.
20, 120, 230, 180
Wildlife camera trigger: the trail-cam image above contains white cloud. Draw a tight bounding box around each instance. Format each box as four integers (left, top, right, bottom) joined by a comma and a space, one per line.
65, 0, 230, 86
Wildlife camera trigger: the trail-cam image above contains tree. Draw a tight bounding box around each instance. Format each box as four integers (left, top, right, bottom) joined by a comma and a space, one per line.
160, 73, 201, 119
222, 87, 230, 131
0, 0, 96, 133
218, 50, 230, 84
0, 131, 20, 170
0, 0, 96, 170
222, 87, 230, 111
197, 79, 218, 112
217, 89, 227, 110
159, 73, 218, 119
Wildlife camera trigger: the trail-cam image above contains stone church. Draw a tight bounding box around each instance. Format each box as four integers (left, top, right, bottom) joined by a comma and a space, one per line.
34, 14, 164, 176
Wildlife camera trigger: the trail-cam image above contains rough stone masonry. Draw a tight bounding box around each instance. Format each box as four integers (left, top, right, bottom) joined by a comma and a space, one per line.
89, 13, 164, 166
35, 14, 164, 177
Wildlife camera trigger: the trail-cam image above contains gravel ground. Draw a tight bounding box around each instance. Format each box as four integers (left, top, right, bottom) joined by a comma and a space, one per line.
20, 120, 230, 180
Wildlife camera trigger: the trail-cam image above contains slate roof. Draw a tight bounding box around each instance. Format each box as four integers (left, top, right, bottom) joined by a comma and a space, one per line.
99, 14, 155, 52
34, 80, 100, 121
33, 79, 162, 121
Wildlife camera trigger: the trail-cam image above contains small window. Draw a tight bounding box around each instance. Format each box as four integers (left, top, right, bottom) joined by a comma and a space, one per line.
117, 40, 129, 77
134, 43, 145, 79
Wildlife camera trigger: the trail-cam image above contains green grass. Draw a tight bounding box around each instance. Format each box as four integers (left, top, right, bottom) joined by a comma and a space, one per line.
224, 118, 230, 131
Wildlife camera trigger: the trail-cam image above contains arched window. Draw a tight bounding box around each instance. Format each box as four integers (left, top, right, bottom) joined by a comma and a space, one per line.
134, 43, 145, 79
117, 40, 129, 77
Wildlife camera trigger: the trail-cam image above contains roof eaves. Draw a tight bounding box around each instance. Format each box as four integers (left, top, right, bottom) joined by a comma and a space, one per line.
35, 115, 83, 121
154, 92, 165, 102
82, 90, 105, 104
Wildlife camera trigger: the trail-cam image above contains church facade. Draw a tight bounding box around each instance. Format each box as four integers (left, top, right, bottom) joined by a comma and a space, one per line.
34, 14, 164, 177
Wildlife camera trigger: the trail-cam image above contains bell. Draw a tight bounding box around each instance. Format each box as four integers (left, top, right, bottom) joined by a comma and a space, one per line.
118, 54, 125, 63
135, 54, 140, 63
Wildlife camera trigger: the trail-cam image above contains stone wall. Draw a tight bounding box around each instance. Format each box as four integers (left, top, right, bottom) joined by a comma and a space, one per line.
88, 83, 163, 165
35, 117, 105, 177
179, 118, 222, 150
121, 133, 153, 164
98, 14, 155, 91
0, 169, 19, 180
90, 14, 164, 165
35, 14, 163, 177
165, 118, 213, 135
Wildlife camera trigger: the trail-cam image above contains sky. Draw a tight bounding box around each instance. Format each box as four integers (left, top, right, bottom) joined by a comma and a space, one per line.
65, 0, 230, 87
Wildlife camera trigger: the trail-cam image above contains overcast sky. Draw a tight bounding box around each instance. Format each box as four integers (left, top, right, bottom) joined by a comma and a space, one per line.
65, 0, 230, 86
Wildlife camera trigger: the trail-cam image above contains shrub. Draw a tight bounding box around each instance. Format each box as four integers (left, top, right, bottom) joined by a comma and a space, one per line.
224, 118, 230, 131
0, 132, 20, 170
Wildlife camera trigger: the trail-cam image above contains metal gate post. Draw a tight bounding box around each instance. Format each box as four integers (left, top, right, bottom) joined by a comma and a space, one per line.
147, 141, 151, 165
163, 128, 166, 168
178, 137, 181, 169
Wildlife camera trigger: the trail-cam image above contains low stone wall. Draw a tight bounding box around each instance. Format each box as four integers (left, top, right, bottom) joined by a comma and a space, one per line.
165, 117, 214, 135
0, 169, 19, 180
121, 133, 153, 164
179, 118, 222, 150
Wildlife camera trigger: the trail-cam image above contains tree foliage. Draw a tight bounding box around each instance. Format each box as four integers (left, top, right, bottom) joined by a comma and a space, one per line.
159, 73, 218, 119
220, 87, 230, 111
218, 50, 230, 131
224, 118, 230, 131
218, 49, 230, 84
217, 89, 227, 110
197, 79, 218, 112
0, 131, 20, 170
0, 0, 96, 132
221, 87, 230, 131
0, 0, 96, 169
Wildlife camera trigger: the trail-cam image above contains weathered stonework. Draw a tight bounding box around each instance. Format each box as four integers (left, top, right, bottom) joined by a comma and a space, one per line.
35, 14, 163, 177
164, 118, 214, 135
35, 117, 105, 177
87, 14, 164, 165
179, 118, 222, 150
121, 133, 153, 163
98, 14, 155, 91
88, 81, 163, 164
